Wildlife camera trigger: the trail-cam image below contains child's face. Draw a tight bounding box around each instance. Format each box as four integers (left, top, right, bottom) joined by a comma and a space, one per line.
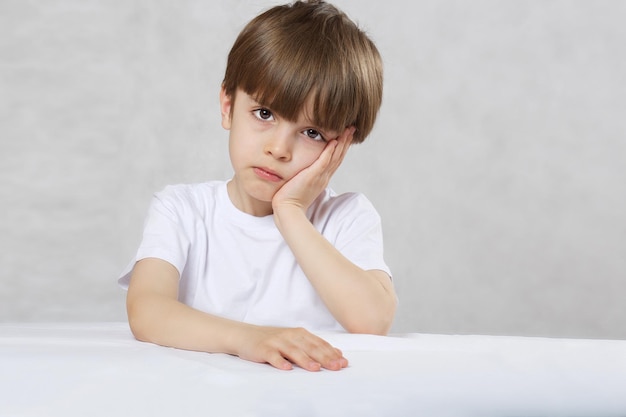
221, 88, 339, 216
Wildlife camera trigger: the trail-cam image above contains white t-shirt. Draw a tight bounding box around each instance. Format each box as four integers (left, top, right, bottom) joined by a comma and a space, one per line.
118, 181, 391, 331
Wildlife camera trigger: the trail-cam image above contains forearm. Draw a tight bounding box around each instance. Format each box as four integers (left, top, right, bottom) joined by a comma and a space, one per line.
125, 241, 349, 372
127, 288, 348, 372
127, 292, 247, 355
274, 206, 397, 334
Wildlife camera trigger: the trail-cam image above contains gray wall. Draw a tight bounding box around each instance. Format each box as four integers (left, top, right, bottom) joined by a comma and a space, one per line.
1, 0, 624, 338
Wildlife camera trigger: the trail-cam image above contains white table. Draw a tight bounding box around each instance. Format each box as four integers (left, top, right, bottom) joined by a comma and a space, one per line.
1, 323, 625, 417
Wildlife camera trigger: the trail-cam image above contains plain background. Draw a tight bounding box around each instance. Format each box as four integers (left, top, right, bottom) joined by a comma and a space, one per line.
1, 0, 624, 338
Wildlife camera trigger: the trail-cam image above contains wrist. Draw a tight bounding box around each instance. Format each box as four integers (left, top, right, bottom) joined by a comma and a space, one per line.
220, 319, 256, 357
272, 202, 308, 231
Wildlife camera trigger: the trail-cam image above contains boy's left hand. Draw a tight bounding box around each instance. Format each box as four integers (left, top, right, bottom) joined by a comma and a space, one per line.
272, 126, 354, 214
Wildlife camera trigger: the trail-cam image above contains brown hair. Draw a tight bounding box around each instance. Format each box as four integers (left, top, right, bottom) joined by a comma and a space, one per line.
222, 0, 383, 143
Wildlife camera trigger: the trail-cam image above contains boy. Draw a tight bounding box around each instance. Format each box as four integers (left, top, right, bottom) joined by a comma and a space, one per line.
118, 0, 397, 372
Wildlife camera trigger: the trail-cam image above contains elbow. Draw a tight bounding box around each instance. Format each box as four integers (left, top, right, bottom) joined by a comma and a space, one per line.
345, 323, 392, 336
126, 296, 155, 343
128, 317, 150, 343
343, 296, 398, 336
344, 317, 394, 336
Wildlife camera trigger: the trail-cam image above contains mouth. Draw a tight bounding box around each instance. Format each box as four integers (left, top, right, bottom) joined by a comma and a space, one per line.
253, 167, 283, 182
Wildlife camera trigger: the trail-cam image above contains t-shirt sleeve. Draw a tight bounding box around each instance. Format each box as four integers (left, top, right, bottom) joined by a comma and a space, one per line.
117, 186, 191, 289
328, 193, 392, 278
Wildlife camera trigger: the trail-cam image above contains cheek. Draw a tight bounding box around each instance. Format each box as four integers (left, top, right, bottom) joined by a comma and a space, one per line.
229, 122, 258, 154
228, 132, 251, 169
295, 143, 325, 168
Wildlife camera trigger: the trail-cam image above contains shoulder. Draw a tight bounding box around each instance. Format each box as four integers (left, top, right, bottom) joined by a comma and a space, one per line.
151, 181, 224, 218
309, 188, 380, 224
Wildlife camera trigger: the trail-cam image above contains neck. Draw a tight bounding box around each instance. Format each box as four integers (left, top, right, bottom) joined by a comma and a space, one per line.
227, 178, 274, 217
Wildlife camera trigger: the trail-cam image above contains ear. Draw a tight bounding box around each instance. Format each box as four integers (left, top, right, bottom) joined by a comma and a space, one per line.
219, 86, 232, 130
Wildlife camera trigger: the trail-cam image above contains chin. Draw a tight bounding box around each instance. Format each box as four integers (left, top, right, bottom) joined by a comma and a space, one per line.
246, 185, 276, 205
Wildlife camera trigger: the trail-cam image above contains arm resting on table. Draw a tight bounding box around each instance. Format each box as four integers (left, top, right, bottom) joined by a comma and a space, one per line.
126, 257, 348, 372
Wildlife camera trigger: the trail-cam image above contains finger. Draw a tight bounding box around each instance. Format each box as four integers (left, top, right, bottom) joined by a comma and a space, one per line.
284, 329, 345, 371
316, 139, 339, 173
338, 127, 355, 156
265, 351, 294, 371
335, 348, 349, 368
328, 127, 354, 170
318, 348, 348, 371
298, 338, 347, 371
340, 126, 355, 156
280, 345, 322, 372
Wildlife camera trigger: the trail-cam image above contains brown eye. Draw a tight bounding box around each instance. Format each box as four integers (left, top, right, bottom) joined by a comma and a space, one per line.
253, 108, 274, 121
304, 129, 324, 141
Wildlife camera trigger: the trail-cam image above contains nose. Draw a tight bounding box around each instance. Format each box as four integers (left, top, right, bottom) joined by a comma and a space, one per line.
264, 128, 292, 161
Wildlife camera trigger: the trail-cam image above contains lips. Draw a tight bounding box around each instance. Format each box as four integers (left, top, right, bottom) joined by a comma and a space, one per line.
253, 167, 283, 182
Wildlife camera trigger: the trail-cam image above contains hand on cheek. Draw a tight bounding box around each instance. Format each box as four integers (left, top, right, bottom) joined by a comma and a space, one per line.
272, 127, 355, 213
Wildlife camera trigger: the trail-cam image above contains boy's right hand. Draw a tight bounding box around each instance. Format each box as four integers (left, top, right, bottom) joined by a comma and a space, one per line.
235, 326, 348, 372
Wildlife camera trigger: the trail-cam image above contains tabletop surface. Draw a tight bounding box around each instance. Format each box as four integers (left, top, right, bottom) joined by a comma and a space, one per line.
2, 322, 626, 417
